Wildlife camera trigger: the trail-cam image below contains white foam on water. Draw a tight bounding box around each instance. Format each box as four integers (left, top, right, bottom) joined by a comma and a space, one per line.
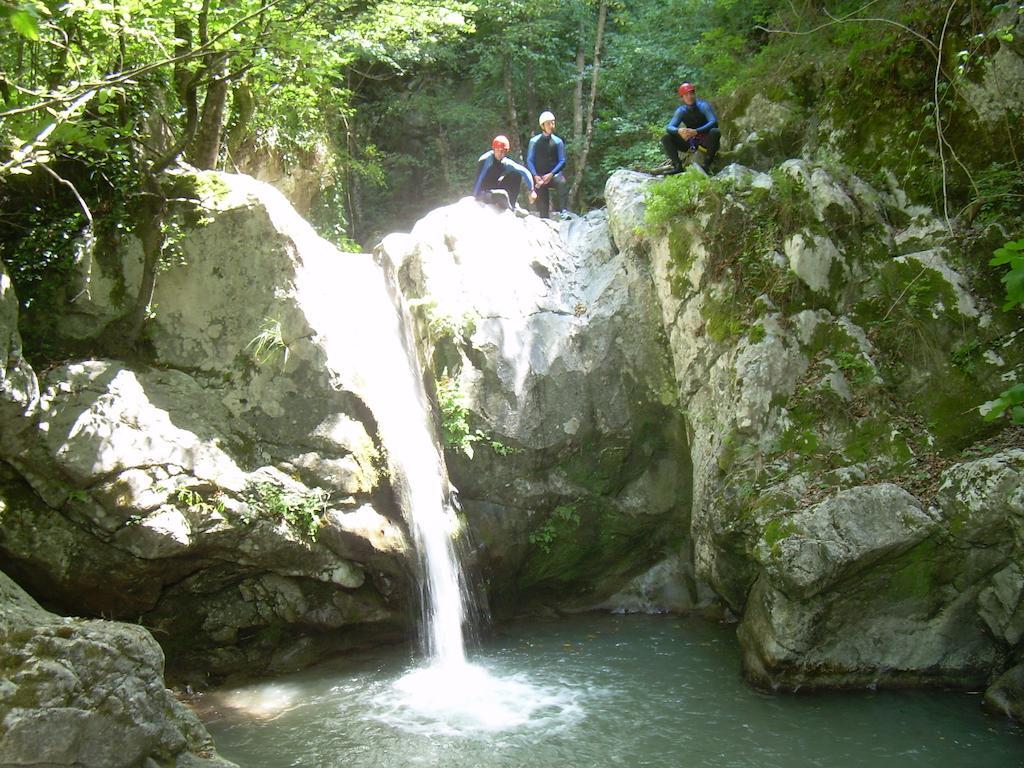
372, 661, 584, 737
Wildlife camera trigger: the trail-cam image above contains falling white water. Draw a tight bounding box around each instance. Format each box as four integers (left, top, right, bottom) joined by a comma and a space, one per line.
251, 180, 579, 732
300, 253, 469, 668
244, 178, 468, 667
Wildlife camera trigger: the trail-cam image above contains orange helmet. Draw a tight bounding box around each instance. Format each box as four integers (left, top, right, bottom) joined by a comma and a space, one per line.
492, 135, 511, 150
678, 82, 696, 96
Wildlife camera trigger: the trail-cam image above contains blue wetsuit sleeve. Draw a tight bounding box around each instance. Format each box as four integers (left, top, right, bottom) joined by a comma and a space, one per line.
694, 100, 718, 133
526, 135, 539, 176
551, 136, 566, 176
666, 106, 685, 134
506, 158, 535, 191
472, 153, 492, 196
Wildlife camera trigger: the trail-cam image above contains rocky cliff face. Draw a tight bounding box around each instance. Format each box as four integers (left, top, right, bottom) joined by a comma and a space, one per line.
377, 201, 701, 616
604, 161, 1023, 703
0, 175, 414, 686
2, 146, 1022, 755
2, 173, 698, 681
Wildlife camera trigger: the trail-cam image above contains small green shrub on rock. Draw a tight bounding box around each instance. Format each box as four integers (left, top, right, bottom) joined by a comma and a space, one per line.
528, 504, 581, 554
246, 482, 330, 540
983, 238, 1024, 424
643, 168, 711, 229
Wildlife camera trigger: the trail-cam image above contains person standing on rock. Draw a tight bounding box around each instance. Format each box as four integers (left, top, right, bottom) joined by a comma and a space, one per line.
526, 111, 568, 219
473, 135, 536, 212
661, 82, 720, 174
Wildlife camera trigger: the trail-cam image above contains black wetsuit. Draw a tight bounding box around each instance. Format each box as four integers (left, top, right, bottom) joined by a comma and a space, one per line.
527, 133, 568, 218
661, 98, 721, 171
473, 151, 534, 209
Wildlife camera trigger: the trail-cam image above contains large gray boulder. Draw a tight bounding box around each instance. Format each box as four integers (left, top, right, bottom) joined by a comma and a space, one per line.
738, 480, 1006, 689
0, 173, 416, 680
378, 199, 701, 614
0, 570, 236, 768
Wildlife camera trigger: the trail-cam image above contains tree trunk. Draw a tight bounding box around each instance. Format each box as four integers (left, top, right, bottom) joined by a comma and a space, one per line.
191, 52, 229, 169
226, 82, 255, 157
525, 58, 538, 150
502, 53, 520, 154
573, 17, 585, 142
187, 0, 226, 169
344, 110, 363, 244
102, 171, 165, 355
437, 121, 451, 191
173, 18, 192, 104
569, 0, 607, 210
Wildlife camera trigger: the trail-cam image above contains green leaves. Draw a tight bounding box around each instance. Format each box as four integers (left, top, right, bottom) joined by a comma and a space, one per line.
983, 383, 1024, 425
1, 2, 47, 41
643, 167, 711, 229
981, 238, 1024, 425
990, 238, 1024, 312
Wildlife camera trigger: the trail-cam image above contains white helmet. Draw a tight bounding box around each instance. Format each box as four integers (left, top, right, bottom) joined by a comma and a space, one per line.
538, 111, 555, 127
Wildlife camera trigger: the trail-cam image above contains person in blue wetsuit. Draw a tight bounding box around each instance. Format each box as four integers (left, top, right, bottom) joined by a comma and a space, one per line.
473, 135, 536, 211
526, 111, 568, 219
661, 82, 721, 174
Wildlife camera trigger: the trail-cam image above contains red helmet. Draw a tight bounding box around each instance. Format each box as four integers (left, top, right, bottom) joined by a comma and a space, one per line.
678, 82, 696, 96
492, 135, 510, 150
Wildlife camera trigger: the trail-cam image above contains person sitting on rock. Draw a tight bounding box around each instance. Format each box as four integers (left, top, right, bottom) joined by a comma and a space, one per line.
661, 82, 720, 174
473, 135, 536, 211
526, 111, 568, 219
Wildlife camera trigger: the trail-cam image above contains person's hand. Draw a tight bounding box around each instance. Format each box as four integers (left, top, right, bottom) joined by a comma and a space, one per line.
529, 190, 538, 203
678, 127, 695, 140
542, 172, 554, 185
534, 174, 544, 186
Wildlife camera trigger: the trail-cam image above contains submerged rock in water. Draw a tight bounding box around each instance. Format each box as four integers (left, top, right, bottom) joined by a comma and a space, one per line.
0, 570, 237, 768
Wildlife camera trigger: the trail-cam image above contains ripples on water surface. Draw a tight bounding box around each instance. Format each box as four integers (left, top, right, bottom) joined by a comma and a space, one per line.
201, 614, 1022, 767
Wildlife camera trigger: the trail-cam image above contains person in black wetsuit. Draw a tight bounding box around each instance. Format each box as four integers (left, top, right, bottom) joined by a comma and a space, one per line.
526, 111, 568, 219
473, 135, 536, 210
661, 82, 721, 174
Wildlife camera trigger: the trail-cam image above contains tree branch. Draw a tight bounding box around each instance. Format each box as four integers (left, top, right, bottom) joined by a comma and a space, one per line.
0, 0, 288, 121
39, 162, 96, 302
756, 0, 938, 56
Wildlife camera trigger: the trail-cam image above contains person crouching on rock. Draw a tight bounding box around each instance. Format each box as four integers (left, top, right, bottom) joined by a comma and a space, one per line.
473, 135, 536, 211
661, 82, 720, 174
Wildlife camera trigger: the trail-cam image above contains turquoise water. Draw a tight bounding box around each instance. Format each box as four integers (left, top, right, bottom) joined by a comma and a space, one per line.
200, 614, 1022, 767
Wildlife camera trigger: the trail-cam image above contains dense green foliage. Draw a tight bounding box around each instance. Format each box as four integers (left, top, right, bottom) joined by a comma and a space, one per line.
1, 0, 1022, 372
986, 237, 1024, 423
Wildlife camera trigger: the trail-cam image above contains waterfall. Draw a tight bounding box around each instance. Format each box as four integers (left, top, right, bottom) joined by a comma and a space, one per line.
282, 214, 469, 667
256, 182, 574, 733
369, 252, 472, 669
302, 256, 470, 667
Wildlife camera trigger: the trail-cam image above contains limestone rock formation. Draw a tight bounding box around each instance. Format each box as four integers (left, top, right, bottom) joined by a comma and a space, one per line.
605, 160, 1024, 694
0, 174, 414, 682
378, 200, 699, 614
3, 151, 1023, 735
0, 570, 236, 768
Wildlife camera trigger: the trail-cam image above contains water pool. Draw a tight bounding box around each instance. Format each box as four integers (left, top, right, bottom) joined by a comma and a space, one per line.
200, 614, 1022, 767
